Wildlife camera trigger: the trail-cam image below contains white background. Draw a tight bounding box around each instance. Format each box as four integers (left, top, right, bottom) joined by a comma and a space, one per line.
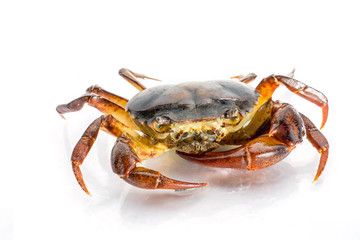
1, 1, 360, 239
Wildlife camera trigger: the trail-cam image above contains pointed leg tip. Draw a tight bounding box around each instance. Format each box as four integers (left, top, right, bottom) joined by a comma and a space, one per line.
320, 104, 329, 130
320, 120, 326, 130
72, 163, 92, 196
313, 174, 320, 183
84, 188, 92, 196
78, 180, 92, 196
286, 68, 296, 78
149, 77, 162, 82
56, 104, 70, 118
81, 185, 92, 196
231, 75, 242, 79
86, 85, 99, 94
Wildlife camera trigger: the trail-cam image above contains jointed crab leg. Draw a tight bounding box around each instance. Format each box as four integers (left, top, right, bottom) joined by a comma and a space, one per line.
56, 94, 138, 130
177, 102, 329, 181
231, 73, 257, 84
119, 68, 161, 91
231, 69, 295, 84
86, 85, 129, 109
256, 75, 329, 129
300, 113, 329, 181
71, 115, 132, 195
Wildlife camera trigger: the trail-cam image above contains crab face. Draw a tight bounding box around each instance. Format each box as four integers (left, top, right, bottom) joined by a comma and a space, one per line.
135, 109, 243, 153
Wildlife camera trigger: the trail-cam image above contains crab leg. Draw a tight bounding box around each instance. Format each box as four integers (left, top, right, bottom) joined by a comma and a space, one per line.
231, 73, 257, 84
256, 74, 328, 129
231, 69, 295, 84
119, 68, 161, 91
86, 85, 129, 109
177, 102, 328, 181
56, 94, 138, 130
70, 115, 135, 195
300, 113, 329, 181
111, 135, 207, 190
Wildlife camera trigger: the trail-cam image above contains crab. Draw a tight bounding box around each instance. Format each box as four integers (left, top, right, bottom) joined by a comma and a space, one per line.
56, 68, 329, 195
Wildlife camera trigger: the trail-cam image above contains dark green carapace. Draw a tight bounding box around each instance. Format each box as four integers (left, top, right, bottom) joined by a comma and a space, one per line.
126, 80, 260, 124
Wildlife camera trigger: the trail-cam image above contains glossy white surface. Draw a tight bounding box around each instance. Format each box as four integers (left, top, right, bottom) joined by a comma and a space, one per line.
1, 1, 360, 239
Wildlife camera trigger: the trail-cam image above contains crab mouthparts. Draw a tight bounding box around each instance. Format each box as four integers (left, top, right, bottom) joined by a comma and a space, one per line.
177, 130, 218, 143
170, 129, 222, 154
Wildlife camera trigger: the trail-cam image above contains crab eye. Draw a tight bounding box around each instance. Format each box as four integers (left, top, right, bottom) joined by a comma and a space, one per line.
222, 109, 241, 125
154, 116, 171, 132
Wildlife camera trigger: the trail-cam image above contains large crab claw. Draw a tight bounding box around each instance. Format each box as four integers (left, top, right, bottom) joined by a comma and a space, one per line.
69, 115, 207, 195
111, 135, 208, 190
177, 103, 329, 182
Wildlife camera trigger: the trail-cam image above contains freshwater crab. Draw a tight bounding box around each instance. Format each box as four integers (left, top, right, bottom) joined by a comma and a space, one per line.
57, 68, 329, 195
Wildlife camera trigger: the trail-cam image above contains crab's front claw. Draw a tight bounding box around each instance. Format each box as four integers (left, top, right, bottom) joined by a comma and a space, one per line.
122, 167, 208, 190
112, 136, 208, 190
177, 103, 329, 182
176, 136, 290, 171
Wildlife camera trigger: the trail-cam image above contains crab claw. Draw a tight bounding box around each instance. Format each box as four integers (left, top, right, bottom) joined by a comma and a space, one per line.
122, 167, 208, 190
111, 137, 208, 191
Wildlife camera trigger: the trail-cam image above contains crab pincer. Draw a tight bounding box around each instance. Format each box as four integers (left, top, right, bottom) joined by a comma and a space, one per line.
111, 136, 207, 190
177, 102, 329, 182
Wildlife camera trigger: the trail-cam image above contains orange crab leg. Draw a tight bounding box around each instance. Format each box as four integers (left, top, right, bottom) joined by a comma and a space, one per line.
56, 94, 138, 130
231, 69, 295, 84
256, 75, 329, 129
86, 85, 129, 109
71, 115, 130, 195
231, 73, 257, 84
177, 102, 328, 181
300, 113, 329, 181
119, 68, 161, 91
